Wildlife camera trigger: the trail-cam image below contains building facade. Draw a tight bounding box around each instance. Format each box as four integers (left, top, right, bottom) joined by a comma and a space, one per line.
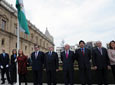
0, 0, 54, 56
85, 41, 96, 49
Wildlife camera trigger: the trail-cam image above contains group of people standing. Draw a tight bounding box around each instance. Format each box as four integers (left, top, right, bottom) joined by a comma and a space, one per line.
0, 40, 115, 85
0, 48, 28, 85
61, 40, 115, 85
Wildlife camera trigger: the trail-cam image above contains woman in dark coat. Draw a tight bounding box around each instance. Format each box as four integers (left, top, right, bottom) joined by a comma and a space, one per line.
10, 49, 17, 84
17, 49, 28, 85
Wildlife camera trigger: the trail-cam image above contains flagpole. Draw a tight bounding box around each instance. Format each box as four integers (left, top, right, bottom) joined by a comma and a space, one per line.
16, 20, 20, 85
15, 0, 30, 84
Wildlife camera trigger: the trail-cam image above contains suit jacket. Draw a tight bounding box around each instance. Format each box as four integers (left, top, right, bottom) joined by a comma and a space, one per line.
92, 47, 110, 69
44, 51, 59, 71
11, 54, 17, 65
75, 48, 91, 69
31, 51, 44, 71
61, 50, 75, 71
10, 54, 17, 70
0, 53, 9, 68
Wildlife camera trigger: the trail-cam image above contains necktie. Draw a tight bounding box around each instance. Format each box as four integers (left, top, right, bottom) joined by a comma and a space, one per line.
49, 51, 52, 56
99, 48, 102, 55
82, 48, 84, 56
48, 52, 52, 60
50, 51, 52, 56
35, 52, 38, 59
66, 51, 68, 59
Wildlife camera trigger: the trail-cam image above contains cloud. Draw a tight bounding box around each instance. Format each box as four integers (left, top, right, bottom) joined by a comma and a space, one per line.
7, 0, 115, 47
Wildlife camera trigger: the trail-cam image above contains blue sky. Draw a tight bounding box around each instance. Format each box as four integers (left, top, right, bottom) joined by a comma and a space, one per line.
7, 0, 115, 47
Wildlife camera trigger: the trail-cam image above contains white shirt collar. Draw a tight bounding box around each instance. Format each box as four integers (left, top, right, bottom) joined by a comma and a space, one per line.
97, 47, 102, 49
35, 51, 39, 54
65, 50, 69, 54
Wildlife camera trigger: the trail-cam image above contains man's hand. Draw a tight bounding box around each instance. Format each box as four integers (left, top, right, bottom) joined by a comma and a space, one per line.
15, 59, 17, 62
56, 69, 59, 72
43, 69, 46, 71
6, 65, 9, 68
93, 66, 97, 70
107, 65, 111, 70
1, 66, 3, 69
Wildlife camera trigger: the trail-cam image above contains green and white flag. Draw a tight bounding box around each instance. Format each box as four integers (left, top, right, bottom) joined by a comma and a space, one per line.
16, 0, 30, 34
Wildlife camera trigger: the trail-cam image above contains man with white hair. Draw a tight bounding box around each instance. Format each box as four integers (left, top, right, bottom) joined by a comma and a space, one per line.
61, 44, 75, 85
92, 41, 110, 85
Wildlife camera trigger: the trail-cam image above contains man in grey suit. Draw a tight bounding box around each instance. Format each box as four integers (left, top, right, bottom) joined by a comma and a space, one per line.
92, 41, 110, 85
61, 44, 75, 85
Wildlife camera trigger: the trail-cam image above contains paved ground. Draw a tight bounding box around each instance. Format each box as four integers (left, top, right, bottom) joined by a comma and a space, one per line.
0, 82, 115, 85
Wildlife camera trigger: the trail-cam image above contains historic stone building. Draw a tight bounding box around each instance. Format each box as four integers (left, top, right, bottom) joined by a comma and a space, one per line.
0, 0, 54, 56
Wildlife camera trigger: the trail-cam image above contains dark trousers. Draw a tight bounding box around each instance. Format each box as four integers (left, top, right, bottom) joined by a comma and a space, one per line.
10, 65, 17, 83
46, 70, 56, 85
1, 68, 11, 83
96, 68, 108, 85
111, 65, 115, 83
79, 68, 91, 85
33, 70, 42, 85
63, 70, 73, 85
19, 74, 27, 85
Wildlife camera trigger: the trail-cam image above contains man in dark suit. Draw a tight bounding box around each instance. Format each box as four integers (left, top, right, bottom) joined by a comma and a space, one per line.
31, 45, 44, 85
61, 44, 75, 85
0, 48, 11, 84
75, 40, 91, 85
92, 41, 110, 85
44, 46, 59, 85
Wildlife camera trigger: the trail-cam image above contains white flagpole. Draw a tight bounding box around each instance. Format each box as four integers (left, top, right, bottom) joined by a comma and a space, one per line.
16, 20, 20, 85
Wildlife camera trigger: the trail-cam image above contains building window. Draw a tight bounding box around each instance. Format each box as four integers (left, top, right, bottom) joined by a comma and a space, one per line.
36, 36, 38, 44
14, 24, 17, 35
16, 43, 17, 48
32, 47, 33, 51
1, 39, 5, 46
47, 43, 48, 48
31, 33, 33, 40
43, 41, 45, 48
40, 39, 42, 46
25, 46, 27, 50
24, 34, 27, 39
1, 19, 6, 30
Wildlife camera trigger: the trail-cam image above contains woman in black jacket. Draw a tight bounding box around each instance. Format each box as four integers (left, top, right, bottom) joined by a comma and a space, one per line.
10, 49, 17, 84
